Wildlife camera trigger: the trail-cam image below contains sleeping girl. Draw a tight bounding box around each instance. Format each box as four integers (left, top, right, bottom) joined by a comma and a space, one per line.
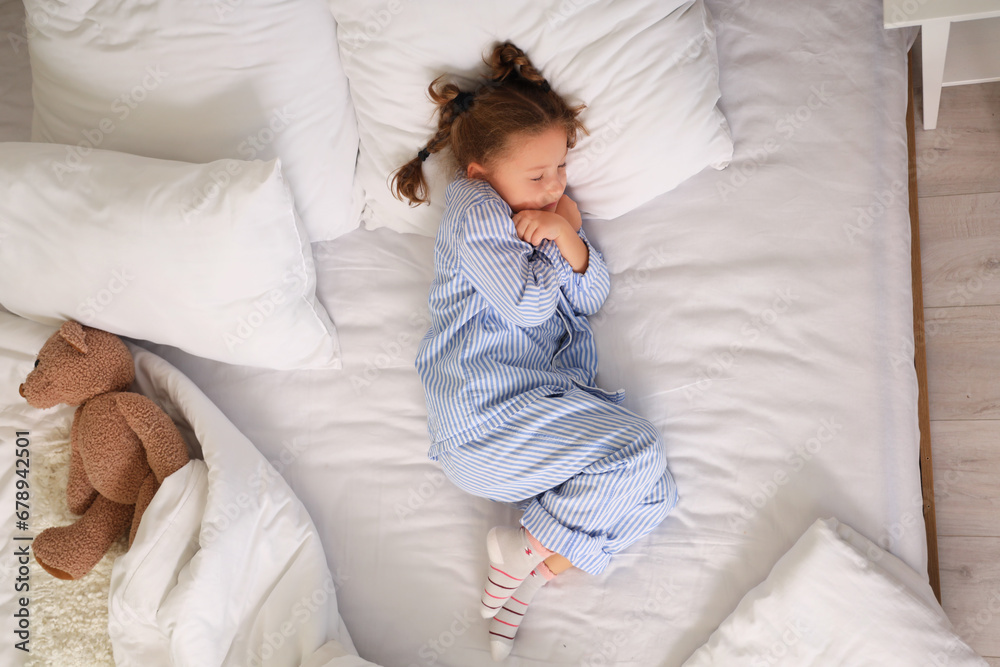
391, 41, 678, 661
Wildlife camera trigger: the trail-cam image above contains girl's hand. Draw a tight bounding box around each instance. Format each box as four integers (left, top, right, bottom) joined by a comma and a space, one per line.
514, 208, 590, 273
513, 210, 571, 247
554, 194, 582, 233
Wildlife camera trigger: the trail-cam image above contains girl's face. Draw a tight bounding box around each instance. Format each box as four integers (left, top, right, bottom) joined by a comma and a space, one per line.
466, 125, 569, 214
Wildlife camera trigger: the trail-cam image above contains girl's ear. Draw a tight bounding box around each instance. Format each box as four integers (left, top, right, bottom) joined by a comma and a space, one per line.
467, 162, 488, 180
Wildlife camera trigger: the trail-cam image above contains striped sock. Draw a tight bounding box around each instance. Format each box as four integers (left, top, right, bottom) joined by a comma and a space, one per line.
489, 562, 556, 661
480, 525, 552, 618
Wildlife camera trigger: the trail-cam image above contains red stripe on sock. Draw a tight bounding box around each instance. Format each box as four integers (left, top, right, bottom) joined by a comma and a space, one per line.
488, 577, 517, 590
494, 617, 520, 628
489, 564, 523, 581
511, 595, 528, 605
483, 590, 508, 600
482, 600, 501, 610
489, 631, 515, 640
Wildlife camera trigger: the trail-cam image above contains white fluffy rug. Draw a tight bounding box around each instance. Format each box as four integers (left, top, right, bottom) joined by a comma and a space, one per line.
26, 416, 123, 667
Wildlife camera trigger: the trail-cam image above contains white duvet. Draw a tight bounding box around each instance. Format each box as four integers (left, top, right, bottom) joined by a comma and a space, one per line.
682, 518, 987, 667
110, 339, 361, 667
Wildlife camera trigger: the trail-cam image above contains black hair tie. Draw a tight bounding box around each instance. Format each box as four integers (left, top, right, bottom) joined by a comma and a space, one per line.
453, 91, 475, 114
418, 148, 430, 162
539, 80, 550, 93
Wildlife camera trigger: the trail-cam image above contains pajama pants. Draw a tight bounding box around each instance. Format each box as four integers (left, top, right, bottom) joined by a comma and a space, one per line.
435, 386, 678, 575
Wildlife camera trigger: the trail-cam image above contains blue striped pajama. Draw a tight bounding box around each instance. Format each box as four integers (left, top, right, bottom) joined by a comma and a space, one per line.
436, 387, 677, 574
415, 175, 677, 575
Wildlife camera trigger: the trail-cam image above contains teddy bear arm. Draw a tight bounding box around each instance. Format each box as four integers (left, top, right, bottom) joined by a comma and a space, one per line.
113, 393, 190, 483
68, 406, 99, 515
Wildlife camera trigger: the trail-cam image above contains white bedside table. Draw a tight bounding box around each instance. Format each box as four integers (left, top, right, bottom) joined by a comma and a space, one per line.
884, 0, 1000, 129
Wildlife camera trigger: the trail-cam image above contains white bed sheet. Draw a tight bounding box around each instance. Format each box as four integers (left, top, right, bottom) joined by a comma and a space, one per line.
0, 0, 926, 665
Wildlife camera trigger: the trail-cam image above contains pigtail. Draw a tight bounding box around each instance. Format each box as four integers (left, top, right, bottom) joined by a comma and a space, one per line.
390, 152, 431, 207
391, 76, 478, 207
488, 42, 548, 89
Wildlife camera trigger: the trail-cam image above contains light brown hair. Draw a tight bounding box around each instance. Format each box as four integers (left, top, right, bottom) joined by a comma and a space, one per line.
390, 41, 588, 207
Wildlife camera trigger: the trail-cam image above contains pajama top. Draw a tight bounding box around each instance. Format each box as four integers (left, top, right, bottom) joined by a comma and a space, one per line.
415, 175, 624, 459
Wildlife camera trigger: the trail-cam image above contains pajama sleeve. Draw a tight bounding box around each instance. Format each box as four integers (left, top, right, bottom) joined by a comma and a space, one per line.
459, 198, 563, 328
536, 228, 611, 316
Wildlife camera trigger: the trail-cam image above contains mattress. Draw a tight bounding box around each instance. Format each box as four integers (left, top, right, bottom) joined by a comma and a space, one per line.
0, 0, 923, 665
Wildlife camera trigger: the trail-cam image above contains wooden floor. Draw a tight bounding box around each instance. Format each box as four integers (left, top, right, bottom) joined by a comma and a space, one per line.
913, 78, 1000, 664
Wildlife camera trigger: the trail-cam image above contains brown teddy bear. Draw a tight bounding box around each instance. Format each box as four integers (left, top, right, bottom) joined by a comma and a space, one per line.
18, 321, 191, 580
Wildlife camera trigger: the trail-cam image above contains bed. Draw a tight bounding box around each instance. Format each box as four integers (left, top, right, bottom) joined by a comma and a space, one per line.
0, 0, 987, 664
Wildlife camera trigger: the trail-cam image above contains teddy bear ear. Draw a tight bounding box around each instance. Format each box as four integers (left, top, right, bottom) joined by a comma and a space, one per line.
58, 320, 88, 354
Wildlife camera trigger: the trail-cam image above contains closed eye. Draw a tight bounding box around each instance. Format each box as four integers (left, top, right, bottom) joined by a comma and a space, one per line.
532, 164, 566, 182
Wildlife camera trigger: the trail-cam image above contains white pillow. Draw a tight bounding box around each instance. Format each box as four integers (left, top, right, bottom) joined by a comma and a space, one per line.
0, 142, 341, 370
681, 519, 987, 667
327, 0, 733, 236
24, 0, 361, 243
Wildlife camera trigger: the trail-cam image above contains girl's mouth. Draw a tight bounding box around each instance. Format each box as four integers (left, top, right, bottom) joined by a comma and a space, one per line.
542, 201, 556, 211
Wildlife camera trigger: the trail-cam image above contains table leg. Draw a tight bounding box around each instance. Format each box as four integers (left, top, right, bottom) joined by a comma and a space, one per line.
920, 19, 950, 130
